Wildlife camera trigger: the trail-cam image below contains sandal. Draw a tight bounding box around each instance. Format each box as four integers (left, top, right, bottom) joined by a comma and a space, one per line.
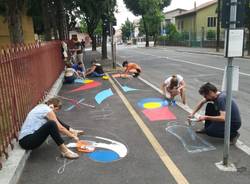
61, 150, 79, 159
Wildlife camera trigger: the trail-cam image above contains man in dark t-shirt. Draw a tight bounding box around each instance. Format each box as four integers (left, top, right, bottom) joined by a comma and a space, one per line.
188, 82, 241, 144
85, 61, 105, 77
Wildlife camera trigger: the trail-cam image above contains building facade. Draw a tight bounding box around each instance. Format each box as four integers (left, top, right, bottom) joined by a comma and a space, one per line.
175, 0, 224, 41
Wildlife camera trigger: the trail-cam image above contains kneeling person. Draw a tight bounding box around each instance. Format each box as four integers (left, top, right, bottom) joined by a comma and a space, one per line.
85, 61, 105, 77
162, 74, 186, 104
188, 82, 241, 145
122, 61, 141, 78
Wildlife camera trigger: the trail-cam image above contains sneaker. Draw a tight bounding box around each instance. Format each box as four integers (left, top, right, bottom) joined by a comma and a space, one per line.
230, 133, 240, 145
195, 128, 206, 134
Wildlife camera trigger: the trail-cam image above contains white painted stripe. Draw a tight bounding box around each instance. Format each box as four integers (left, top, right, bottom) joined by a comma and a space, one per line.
236, 140, 250, 155
131, 50, 250, 77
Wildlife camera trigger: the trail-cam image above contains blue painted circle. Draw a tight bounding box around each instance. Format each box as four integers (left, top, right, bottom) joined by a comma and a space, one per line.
137, 98, 168, 108
87, 149, 120, 163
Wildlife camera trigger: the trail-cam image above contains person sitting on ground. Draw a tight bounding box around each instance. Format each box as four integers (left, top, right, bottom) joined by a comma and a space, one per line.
161, 74, 186, 104
122, 61, 142, 78
19, 98, 84, 159
85, 60, 105, 77
188, 82, 241, 145
64, 62, 80, 84
72, 62, 85, 78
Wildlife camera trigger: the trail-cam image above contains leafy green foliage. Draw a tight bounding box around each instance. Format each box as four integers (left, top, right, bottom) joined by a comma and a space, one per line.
121, 18, 134, 41
124, 0, 171, 46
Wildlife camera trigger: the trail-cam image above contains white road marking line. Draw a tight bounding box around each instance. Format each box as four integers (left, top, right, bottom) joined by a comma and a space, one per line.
130, 50, 250, 77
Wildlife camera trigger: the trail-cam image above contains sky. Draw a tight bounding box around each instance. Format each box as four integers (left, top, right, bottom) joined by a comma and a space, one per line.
115, 0, 212, 28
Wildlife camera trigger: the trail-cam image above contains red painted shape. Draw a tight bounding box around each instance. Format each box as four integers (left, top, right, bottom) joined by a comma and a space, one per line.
142, 107, 176, 121
66, 81, 101, 93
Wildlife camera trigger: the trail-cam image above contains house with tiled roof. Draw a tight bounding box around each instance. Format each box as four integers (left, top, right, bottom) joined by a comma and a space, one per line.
175, 0, 224, 42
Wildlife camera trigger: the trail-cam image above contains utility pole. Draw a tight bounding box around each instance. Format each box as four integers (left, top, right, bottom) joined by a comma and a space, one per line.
223, 0, 237, 166
217, 0, 245, 170
110, 23, 115, 69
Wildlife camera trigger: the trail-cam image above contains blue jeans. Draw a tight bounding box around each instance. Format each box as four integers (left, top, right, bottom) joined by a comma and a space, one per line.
90, 72, 104, 77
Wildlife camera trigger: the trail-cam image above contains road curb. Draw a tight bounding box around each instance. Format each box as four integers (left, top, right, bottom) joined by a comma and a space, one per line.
0, 72, 64, 184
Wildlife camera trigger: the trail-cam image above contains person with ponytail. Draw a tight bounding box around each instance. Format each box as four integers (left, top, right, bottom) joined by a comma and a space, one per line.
19, 98, 83, 159
161, 74, 186, 104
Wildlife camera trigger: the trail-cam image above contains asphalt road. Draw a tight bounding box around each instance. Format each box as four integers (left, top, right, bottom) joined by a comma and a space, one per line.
114, 44, 250, 147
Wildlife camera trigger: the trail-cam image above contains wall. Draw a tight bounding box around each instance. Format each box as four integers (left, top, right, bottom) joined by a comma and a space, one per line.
0, 13, 35, 46
196, 3, 225, 41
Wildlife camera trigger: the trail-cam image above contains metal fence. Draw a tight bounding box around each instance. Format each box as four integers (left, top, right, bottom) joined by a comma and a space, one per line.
157, 30, 250, 51
0, 41, 64, 169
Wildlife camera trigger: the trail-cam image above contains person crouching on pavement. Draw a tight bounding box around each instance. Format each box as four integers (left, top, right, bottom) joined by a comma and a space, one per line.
73, 61, 86, 78
64, 62, 80, 84
85, 60, 105, 77
161, 74, 186, 104
122, 61, 142, 78
19, 98, 84, 159
188, 82, 241, 145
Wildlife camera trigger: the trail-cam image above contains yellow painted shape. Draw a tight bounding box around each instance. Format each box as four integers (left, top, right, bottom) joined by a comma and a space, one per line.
143, 102, 161, 109
108, 75, 189, 184
102, 76, 109, 80
84, 79, 94, 84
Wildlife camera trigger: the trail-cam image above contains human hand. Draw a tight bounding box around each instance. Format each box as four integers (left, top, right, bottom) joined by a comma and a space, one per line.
188, 113, 194, 119
73, 136, 79, 142
198, 115, 206, 121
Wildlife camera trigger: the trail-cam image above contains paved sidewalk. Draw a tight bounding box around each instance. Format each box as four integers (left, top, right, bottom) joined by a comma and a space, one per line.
15, 51, 250, 184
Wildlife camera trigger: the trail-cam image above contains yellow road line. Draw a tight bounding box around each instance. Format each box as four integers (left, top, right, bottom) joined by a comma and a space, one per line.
108, 76, 189, 184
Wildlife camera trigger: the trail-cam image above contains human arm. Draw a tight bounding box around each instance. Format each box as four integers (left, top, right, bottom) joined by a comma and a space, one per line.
46, 111, 79, 141
178, 80, 185, 91
188, 98, 207, 118
123, 66, 129, 74
198, 111, 225, 122
161, 83, 167, 95
85, 65, 96, 76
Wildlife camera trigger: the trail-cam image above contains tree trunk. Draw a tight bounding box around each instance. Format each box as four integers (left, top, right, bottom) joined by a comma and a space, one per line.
91, 35, 97, 51
102, 30, 108, 59
216, 0, 221, 52
55, 0, 68, 40
6, 0, 24, 44
50, 5, 58, 40
153, 34, 157, 46
142, 16, 149, 47
248, 30, 250, 56
41, 0, 51, 41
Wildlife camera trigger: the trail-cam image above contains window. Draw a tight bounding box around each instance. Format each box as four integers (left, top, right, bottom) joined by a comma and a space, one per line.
165, 19, 171, 25
207, 17, 216, 27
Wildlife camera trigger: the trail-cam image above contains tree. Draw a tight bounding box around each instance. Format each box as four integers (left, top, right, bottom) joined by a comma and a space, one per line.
77, 0, 107, 51
143, 9, 163, 46
121, 18, 134, 42
55, 0, 68, 40
124, 0, 171, 47
0, 0, 25, 44
27, 0, 77, 41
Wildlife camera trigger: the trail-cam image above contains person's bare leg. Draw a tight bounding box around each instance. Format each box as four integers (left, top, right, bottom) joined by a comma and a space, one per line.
180, 88, 186, 104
